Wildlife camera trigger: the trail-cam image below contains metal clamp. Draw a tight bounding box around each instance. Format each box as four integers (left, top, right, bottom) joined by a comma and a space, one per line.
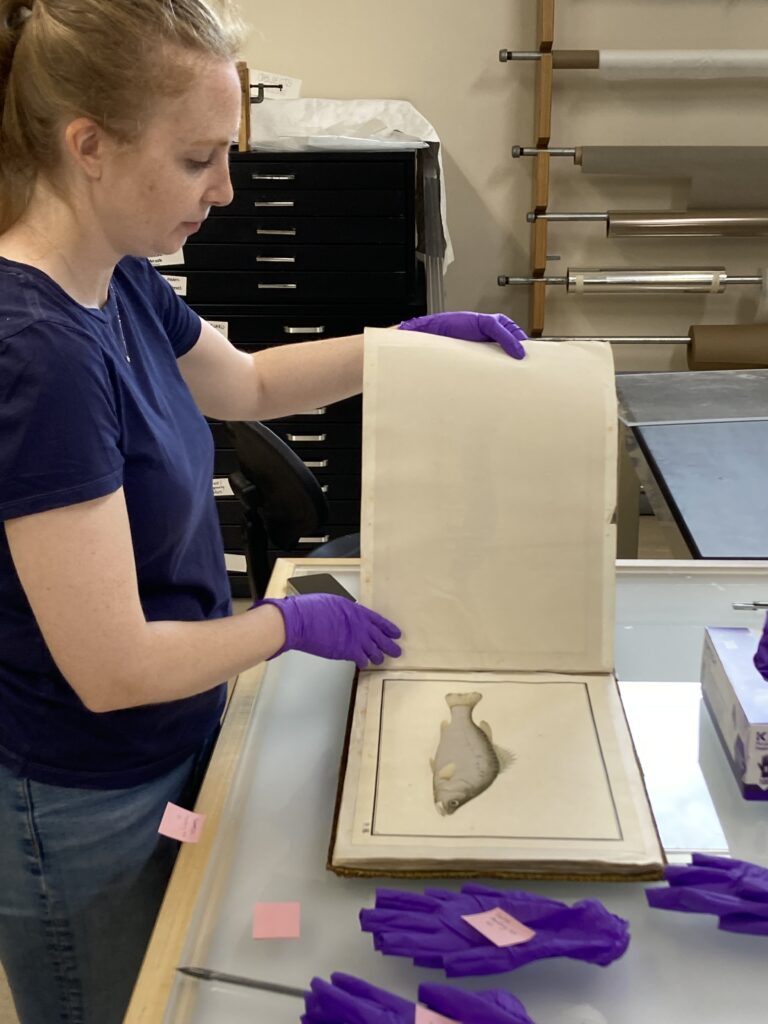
250, 83, 284, 104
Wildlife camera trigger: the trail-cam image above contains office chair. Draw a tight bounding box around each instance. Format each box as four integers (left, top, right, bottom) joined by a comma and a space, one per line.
226, 421, 360, 599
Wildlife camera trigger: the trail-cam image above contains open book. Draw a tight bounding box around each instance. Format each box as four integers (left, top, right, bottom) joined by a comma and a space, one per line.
328, 329, 664, 880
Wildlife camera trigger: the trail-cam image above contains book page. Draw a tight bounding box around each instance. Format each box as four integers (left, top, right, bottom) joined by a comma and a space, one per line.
332, 670, 663, 875
360, 331, 617, 674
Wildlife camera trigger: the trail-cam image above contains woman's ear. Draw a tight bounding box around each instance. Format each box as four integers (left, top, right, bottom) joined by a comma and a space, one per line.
61, 118, 109, 180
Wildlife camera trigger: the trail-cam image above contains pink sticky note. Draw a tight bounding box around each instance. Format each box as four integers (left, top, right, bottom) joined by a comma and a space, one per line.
252, 901, 301, 940
461, 907, 536, 947
157, 802, 206, 843
415, 1006, 460, 1024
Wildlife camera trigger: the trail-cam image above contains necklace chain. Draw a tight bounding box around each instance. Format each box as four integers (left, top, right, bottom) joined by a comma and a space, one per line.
114, 300, 131, 364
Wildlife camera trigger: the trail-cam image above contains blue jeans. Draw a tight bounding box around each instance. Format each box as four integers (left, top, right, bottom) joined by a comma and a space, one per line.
0, 740, 213, 1024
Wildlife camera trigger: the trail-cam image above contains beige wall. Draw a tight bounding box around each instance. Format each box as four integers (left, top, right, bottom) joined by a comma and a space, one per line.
238, 0, 768, 369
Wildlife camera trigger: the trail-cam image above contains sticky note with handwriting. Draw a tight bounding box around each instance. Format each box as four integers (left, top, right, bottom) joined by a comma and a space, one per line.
460, 907, 536, 947
157, 802, 205, 843
252, 901, 301, 940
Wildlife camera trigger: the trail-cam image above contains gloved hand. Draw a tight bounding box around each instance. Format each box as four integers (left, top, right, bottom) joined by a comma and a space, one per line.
359, 883, 629, 976
302, 971, 535, 1024
754, 614, 768, 679
646, 852, 768, 936
252, 595, 401, 669
399, 312, 527, 360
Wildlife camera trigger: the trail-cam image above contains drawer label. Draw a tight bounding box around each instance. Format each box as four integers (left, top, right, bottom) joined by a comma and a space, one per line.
161, 274, 188, 296
212, 477, 235, 498
209, 320, 230, 338
150, 250, 185, 267
224, 552, 248, 573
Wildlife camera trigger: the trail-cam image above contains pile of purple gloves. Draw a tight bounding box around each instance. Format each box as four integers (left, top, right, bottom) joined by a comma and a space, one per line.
359, 884, 630, 977
302, 972, 534, 1024
646, 853, 768, 935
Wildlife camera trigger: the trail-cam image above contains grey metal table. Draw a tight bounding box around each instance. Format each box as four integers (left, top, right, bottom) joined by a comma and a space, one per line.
616, 369, 768, 559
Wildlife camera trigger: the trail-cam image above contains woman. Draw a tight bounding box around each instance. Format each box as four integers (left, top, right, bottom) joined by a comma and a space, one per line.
0, 1, 526, 1020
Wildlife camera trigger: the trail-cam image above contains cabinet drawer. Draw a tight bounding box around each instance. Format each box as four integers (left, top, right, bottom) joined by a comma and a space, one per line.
192, 310, 406, 345
216, 498, 243, 526
189, 217, 408, 245
229, 160, 407, 191
165, 271, 410, 303
312, 474, 361, 500
216, 190, 406, 218
292, 448, 361, 475
267, 421, 361, 449
172, 244, 409, 272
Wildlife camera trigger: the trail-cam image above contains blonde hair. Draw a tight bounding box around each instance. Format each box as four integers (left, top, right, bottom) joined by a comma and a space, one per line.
0, 0, 244, 232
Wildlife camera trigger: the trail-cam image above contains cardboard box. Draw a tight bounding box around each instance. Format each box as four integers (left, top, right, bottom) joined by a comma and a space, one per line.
701, 627, 768, 800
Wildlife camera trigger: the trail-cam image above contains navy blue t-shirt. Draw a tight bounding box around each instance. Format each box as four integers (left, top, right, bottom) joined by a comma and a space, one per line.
0, 256, 230, 788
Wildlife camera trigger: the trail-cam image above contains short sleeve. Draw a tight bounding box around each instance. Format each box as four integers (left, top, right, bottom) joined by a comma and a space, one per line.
145, 264, 202, 358
0, 324, 124, 522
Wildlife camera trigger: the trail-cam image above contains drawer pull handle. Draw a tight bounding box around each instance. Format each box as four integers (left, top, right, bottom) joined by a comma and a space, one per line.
295, 407, 327, 416
254, 200, 295, 208
288, 433, 326, 442
283, 325, 325, 335
321, 485, 329, 493
257, 228, 297, 236
258, 283, 297, 290
251, 173, 296, 181
302, 459, 328, 468
299, 536, 330, 545
256, 256, 296, 263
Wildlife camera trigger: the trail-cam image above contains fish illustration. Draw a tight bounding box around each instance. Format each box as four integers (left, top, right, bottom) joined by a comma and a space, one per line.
431, 692, 513, 816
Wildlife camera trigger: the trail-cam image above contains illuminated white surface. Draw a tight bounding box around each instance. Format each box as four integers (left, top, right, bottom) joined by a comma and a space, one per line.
165, 563, 768, 1024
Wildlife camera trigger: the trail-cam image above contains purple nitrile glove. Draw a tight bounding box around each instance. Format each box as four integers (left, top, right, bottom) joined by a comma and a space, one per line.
399, 312, 527, 360
645, 852, 768, 935
252, 594, 401, 669
301, 971, 535, 1024
754, 613, 768, 679
359, 884, 629, 977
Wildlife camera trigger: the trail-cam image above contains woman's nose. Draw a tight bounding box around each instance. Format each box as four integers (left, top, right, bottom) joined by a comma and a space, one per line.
207, 167, 234, 208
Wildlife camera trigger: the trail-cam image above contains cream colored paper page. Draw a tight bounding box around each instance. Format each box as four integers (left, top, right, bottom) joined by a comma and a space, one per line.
332, 670, 662, 871
360, 331, 617, 673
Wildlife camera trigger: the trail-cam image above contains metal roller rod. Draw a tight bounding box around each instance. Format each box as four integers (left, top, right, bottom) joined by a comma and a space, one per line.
500, 49, 599, 69
512, 146, 577, 159
528, 212, 607, 223
528, 210, 768, 236
498, 270, 762, 291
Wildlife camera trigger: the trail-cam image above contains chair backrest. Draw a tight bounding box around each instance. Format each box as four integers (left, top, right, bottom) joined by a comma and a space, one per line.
225, 420, 328, 550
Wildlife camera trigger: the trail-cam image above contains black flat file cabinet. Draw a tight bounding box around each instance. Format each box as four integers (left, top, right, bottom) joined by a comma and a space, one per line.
159, 149, 427, 596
